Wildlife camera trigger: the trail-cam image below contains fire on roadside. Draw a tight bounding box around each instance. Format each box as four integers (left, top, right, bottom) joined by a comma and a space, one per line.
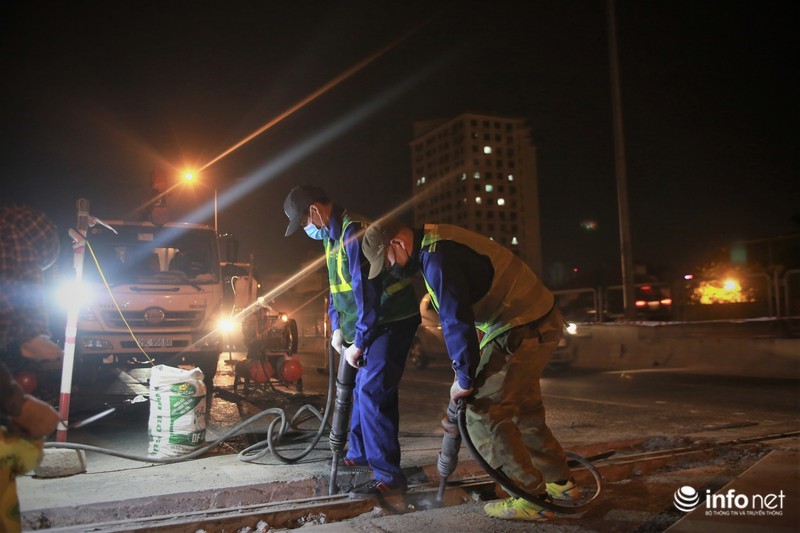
692, 276, 755, 304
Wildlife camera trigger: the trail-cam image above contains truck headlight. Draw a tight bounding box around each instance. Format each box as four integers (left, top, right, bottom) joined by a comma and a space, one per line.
55, 280, 93, 311
217, 318, 235, 333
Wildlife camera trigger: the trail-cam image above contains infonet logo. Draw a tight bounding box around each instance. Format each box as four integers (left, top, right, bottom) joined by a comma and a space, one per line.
673, 486, 785, 517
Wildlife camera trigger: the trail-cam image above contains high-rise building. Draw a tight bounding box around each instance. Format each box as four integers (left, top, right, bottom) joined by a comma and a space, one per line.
410, 112, 543, 274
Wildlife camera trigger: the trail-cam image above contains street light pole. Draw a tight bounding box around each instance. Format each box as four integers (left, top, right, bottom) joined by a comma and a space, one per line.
608, 0, 637, 320
214, 189, 218, 233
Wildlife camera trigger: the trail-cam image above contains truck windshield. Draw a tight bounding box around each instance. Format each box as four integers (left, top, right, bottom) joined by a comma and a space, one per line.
84, 224, 220, 285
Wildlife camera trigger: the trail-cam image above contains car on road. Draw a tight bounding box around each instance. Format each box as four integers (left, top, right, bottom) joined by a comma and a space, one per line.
408, 294, 578, 370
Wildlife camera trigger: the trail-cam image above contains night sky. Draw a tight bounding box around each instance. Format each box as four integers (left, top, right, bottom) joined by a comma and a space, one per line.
2, 1, 797, 287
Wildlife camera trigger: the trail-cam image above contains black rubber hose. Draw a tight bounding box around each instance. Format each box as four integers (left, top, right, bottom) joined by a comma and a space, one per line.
238, 346, 337, 464
455, 399, 603, 514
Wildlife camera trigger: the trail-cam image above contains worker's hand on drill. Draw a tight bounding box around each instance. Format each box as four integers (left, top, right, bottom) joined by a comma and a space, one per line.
330, 328, 344, 355
450, 380, 474, 404
12, 395, 59, 439
344, 344, 363, 368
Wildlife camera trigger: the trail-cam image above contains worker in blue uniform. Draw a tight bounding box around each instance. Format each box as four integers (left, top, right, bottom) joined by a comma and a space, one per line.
362, 218, 579, 521
284, 186, 420, 498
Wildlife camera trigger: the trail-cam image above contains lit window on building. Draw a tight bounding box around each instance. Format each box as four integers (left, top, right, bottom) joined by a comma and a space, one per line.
508, 174, 514, 181
421, 176, 426, 184
511, 237, 519, 245
485, 184, 493, 192
497, 198, 505, 206
483, 146, 492, 154
416, 178, 421, 186
461, 173, 467, 180
475, 196, 482, 204
473, 172, 481, 179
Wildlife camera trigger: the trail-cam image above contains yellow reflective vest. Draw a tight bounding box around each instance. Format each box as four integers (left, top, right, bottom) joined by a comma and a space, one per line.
420, 224, 554, 349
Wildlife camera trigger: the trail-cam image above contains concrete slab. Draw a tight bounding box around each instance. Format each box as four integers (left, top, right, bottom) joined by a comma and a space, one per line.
666, 449, 799, 532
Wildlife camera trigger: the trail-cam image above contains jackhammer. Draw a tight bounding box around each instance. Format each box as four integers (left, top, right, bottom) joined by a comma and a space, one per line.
327, 345, 359, 494
436, 401, 462, 502
436, 399, 605, 513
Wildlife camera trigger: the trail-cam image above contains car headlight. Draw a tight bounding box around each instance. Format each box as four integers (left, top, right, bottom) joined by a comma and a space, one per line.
565, 322, 578, 335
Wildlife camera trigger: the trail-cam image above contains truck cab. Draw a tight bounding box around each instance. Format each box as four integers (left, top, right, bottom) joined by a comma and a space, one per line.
75, 220, 224, 389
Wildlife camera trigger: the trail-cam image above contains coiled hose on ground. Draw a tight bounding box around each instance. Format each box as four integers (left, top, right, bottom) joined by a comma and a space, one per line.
45, 348, 338, 465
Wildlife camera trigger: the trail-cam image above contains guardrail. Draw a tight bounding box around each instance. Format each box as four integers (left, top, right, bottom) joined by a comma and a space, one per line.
554, 270, 800, 323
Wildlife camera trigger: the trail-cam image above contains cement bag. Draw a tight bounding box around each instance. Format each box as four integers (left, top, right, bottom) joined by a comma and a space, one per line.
148, 365, 207, 458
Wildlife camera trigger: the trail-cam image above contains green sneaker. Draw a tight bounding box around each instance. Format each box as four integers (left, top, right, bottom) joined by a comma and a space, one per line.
483, 496, 554, 521
546, 477, 579, 500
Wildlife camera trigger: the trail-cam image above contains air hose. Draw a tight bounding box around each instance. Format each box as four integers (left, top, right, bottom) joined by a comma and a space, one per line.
45, 347, 339, 466
454, 399, 603, 514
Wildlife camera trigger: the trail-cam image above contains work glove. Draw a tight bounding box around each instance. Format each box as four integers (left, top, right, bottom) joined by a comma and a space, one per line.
450, 379, 474, 404
344, 344, 364, 369
20, 335, 63, 361
11, 395, 59, 439
330, 329, 344, 355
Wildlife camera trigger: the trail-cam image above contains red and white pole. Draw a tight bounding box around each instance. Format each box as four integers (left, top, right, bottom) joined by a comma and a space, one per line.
56, 198, 90, 442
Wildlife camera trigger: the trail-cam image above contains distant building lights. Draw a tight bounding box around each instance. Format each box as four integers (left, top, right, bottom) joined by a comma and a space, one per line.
485, 184, 493, 192
483, 146, 492, 154
473, 172, 481, 179
497, 198, 505, 206
507, 174, 514, 181
475, 196, 482, 204
511, 236, 519, 245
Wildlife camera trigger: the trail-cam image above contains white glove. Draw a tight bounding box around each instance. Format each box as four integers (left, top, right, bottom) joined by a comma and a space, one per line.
331, 328, 344, 355
344, 344, 364, 368
450, 378, 474, 404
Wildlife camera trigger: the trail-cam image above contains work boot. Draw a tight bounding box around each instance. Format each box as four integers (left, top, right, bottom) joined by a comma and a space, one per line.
483, 496, 554, 521
546, 477, 579, 500
348, 479, 407, 499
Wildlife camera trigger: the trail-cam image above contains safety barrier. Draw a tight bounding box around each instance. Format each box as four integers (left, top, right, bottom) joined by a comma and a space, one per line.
556, 270, 800, 323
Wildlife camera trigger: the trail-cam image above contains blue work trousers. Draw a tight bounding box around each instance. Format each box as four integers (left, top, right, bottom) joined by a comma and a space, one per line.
346, 315, 419, 485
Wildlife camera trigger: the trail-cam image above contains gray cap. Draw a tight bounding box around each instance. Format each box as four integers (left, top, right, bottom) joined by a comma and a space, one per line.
283, 185, 329, 236
362, 219, 403, 279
